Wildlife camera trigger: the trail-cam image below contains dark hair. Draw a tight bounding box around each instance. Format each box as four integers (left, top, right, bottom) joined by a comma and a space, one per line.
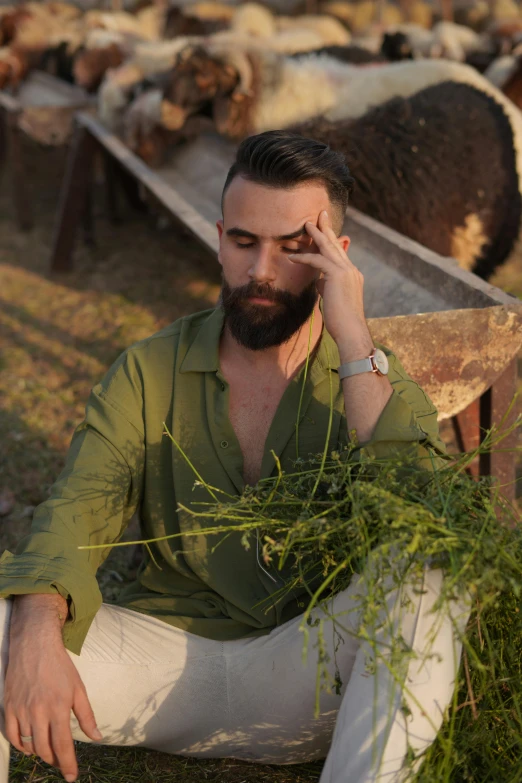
221, 130, 355, 230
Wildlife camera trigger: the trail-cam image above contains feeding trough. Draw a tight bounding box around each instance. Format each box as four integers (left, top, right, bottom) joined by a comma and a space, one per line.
49, 115, 522, 498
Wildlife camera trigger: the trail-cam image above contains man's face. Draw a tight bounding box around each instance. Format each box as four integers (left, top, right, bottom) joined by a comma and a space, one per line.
217, 176, 337, 351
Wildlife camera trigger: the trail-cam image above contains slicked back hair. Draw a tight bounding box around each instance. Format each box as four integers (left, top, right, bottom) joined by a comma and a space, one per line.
221, 130, 355, 233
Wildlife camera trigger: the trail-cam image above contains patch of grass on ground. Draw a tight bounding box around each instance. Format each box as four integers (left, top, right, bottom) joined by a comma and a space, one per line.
9, 746, 323, 783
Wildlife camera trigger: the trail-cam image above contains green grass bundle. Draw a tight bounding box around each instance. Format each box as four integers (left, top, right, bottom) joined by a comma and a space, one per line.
83, 417, 522, 782
169, 424, 522, 783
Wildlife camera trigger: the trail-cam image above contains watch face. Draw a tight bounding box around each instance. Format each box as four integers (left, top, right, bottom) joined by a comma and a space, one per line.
373, 349, 389, 375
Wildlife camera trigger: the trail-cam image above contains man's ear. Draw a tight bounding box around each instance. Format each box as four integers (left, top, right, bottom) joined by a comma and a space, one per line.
338, 235, 351, 253
216, 219, 224, 266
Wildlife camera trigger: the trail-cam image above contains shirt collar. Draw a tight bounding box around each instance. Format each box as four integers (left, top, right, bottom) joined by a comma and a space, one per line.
179, 306, 340, 377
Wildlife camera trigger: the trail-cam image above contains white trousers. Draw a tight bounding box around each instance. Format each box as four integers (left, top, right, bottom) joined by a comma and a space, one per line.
0, 568, 470, 783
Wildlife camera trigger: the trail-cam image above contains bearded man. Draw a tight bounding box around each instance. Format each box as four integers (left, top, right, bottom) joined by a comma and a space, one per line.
0, 131, 468, 783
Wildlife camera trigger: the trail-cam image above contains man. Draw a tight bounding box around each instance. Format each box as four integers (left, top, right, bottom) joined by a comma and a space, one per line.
0, 131, 466, 783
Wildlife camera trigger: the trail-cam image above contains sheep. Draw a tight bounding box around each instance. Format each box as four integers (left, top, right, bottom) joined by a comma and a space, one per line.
275, 14, 350, 46
83, 6, 164, 43
291, 44, 386, 64
164, 3, 233, 39
431, 21, 486, 62
136, 45, 522, 276
98, 37, 196, 132
380, 23, 441, 58
484, 52, 521, 87
290, 80, 521, 278
0, 45, 30, 88
380, 31, 415, 61
232, 3, 276, 38
160, 43, 522, 142
73, 41, 127, 92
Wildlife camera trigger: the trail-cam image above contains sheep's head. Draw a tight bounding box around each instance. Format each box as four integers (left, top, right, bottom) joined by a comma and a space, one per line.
163, 45, 241, 118
73, 43, 125, 93
0, 9, 32, 47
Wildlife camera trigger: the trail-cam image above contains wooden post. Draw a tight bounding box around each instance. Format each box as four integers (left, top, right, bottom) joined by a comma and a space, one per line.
451, 399, 481, 478
0, 107, 6, 176
103, 150, 121, 224
450, 361, 519, 503
8, 110, 32, 231
50, 124, 97, 273
479, 359, 519, 503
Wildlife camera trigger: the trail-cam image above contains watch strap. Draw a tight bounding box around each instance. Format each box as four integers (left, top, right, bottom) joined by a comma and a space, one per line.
338, 357, 374, 380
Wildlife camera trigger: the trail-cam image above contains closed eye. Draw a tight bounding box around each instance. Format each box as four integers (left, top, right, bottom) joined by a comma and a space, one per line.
236, 242, 255, 249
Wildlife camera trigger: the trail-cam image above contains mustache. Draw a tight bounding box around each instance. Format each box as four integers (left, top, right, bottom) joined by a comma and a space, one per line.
222, 281, 297, 307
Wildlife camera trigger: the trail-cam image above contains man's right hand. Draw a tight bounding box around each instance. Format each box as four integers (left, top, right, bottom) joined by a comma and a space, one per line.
4, 594, 102, 783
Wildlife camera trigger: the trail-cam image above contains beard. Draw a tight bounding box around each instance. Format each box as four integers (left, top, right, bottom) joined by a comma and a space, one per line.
221, 276, 318, 351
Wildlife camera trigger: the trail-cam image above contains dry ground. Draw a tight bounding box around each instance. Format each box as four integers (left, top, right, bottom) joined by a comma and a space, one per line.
0, 138, 521, 782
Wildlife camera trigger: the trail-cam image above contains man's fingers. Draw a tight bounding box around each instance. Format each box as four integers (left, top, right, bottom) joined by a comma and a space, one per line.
288, 252, 329, 272
304, 220, 337, 254
32, 718, 55, 766
5, 712, 28, 755
318, 209, 339, 241
51, 719, 79, 782
73, 686, 102, 742
304, 220, 349, 266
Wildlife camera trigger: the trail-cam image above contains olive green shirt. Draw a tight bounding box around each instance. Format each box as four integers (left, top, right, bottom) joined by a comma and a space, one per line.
0, 307, 445, 654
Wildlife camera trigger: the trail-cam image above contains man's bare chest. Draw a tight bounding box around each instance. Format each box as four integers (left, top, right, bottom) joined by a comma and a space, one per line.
228, 383, 285, 486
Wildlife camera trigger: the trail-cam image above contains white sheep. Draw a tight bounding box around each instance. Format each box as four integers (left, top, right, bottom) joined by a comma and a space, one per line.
231, 3, 276, 39
431, 21, 486, 62
276, 14, 350, 46
98, 36, 196, 131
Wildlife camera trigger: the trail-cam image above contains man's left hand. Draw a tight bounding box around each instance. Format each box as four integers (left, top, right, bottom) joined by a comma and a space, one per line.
288, 210, 373, 361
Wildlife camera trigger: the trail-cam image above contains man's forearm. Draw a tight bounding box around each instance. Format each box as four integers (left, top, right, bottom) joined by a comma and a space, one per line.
337, 331, 393, 444
10, 594, 68, 649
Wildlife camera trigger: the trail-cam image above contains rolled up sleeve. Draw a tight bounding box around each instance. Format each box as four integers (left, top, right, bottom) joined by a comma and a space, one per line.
359, 349, 446, 468
0, 351, 145, 654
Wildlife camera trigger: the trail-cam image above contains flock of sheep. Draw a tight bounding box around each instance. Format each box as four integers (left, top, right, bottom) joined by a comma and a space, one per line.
3, 0, 522, 279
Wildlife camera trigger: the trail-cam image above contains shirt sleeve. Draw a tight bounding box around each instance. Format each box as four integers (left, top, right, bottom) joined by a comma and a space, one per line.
0, 351, 145, 654
358, 347, 447, 468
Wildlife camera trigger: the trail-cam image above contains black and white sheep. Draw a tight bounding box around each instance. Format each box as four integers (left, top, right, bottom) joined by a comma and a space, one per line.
292, 80, 521, 279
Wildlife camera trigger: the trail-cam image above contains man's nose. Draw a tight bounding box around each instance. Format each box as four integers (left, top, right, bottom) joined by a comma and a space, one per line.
248, 244, 277, 283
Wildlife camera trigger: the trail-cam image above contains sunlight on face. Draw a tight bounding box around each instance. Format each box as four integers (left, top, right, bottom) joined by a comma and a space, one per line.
217, 177, 339, 297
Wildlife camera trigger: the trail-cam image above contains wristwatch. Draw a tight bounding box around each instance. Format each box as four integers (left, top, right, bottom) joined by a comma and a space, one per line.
338, 348, 389, 380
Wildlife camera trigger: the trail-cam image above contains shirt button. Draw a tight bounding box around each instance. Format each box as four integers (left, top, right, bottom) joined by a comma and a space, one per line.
220, 440, 229, 449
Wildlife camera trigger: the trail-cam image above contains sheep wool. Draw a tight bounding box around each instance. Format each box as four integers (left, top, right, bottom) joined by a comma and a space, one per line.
276, 14, 350, 46
231, 3, 276, 39
318, 58, 522, 200
431, 21, 485, 61
405, 1, 432, 30
319, 2, 354, 27
484, 53, 519, 87
132, 38, 197, 78
216, 51, 522, 203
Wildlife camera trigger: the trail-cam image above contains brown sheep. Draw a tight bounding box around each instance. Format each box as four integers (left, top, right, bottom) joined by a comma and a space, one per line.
73, 42, 126, 92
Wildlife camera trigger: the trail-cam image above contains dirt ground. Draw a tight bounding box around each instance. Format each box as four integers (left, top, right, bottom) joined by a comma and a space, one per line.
0, 137, 521, 782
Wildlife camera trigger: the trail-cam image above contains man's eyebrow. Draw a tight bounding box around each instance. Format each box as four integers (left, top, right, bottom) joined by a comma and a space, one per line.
226, 225, 308, 241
